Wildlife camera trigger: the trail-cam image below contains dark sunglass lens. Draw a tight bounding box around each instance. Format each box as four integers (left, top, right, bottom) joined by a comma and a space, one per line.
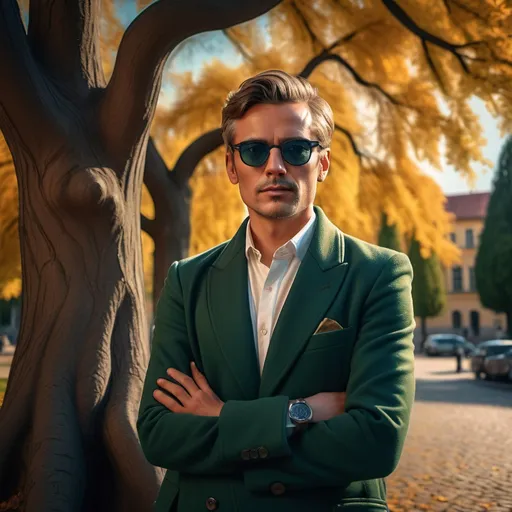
282, 140, 311, 165
240, 142, 269, 167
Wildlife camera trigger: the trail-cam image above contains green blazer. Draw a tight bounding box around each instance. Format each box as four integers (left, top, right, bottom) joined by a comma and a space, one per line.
138, 206, 415, 512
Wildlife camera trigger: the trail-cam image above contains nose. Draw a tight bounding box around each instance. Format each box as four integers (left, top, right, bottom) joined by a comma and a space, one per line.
265, 147, 287, 176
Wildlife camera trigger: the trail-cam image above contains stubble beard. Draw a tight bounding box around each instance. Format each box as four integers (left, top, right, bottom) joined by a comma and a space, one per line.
255, 193, 300, 219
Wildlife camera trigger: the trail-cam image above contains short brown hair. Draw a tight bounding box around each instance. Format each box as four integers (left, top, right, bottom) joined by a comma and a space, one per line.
221, 70, 334, 148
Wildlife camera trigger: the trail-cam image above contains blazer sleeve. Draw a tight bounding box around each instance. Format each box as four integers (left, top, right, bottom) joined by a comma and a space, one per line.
137, 261, 293, 475
243, 252, 416, 491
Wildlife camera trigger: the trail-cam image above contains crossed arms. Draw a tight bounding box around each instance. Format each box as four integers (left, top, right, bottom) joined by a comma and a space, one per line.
137, 254, 415, 490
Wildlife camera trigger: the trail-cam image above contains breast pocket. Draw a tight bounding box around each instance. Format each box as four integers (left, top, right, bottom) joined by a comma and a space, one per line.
288, 328, 357, 396
305, 327, 356, 352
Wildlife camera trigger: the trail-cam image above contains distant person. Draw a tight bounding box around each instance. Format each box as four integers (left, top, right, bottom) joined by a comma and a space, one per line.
495, 324, 504, 339
455, 344, 464, 373
138, 70, 416, 512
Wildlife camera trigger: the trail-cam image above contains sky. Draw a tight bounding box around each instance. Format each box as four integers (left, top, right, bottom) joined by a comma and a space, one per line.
420, 99, 505, 196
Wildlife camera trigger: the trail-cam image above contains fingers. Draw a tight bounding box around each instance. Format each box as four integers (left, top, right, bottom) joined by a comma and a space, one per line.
157, 378, 190, 404
167, 367, 199, 394
153, 389, 185, 412
190, 361, 212, 392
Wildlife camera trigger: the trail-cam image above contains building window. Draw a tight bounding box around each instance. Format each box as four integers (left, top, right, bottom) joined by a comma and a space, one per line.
469, 267, 476, 291
452, 311, 462, 329
450, 232, 456, 244
465, 229, 474, 248
470, 311, 480, 337
452, 266, 463, 292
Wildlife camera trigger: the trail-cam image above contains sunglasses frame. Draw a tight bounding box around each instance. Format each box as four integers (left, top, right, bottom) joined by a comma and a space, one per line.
230, 139, 323, 167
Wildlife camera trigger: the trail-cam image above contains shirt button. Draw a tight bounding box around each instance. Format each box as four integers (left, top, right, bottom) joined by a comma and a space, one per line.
270, 482, 286, 496
205, 497, 219, 510
258, 446, 269, 459
261, 328, 268, 335
266, 286, 272, 291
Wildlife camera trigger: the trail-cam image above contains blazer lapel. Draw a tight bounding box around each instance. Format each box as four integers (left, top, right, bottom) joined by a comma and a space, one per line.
207, 218, 260, 399
259, 206, 349, 397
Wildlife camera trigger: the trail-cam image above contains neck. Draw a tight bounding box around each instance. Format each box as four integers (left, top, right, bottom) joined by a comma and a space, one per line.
248, 206, 314, 266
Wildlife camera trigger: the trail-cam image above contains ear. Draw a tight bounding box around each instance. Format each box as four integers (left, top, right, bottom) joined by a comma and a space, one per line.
317, 148, 330, 182
226, 148, 239, 185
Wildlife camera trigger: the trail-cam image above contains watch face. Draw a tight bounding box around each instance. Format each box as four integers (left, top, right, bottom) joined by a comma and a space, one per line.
291, 402, 312, 422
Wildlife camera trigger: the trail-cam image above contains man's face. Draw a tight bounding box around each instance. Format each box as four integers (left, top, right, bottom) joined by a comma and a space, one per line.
226, 102, 330, 220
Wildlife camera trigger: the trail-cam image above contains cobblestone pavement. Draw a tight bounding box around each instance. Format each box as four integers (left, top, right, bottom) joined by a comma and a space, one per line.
387, 355, 512, 512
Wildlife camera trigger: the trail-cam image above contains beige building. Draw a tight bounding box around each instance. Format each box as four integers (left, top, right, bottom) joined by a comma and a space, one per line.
424, 192, 505, 342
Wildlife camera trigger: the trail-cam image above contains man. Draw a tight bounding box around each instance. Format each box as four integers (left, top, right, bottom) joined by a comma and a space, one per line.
138, 70, 415, 512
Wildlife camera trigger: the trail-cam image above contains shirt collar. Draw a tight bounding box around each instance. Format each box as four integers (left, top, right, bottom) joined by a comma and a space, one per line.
245, 211, 317, 262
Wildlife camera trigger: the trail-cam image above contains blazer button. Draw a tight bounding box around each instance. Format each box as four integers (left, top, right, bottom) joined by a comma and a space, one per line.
205, 496, 218, 510
241, 449, 251, 461
258, 446, 269, 459
270, 482, 286, 496
250, 448, 259, 459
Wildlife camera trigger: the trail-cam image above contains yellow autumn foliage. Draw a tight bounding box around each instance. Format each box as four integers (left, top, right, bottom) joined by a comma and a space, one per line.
156, 0, 512, 265
0, 136, 21, 299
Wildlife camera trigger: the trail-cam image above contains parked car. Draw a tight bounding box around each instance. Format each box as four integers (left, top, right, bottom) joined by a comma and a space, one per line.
471, 340, 512, 379
483, 347, 512, 381
424, 334, 475, 357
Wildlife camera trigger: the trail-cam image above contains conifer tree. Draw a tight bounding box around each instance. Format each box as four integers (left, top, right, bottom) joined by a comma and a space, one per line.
378, 213, 402, 252
409, 238, 446, 349
475, 137, 512, 337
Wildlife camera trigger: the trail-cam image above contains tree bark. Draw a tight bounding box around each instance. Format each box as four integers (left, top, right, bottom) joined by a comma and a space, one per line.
0, 0, 282, 510
142, 130, 224, 305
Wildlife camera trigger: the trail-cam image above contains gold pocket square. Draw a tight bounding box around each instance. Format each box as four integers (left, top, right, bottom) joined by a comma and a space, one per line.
313, 318, 344, 335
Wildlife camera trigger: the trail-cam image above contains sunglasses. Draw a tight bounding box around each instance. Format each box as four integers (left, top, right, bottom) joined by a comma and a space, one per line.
230, 139, 322, 167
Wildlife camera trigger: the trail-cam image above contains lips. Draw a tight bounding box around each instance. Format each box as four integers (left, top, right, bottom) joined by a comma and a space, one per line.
261, 187, 293, 192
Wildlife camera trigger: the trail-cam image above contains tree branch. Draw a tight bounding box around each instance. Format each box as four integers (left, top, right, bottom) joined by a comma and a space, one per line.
289, 1, 324, 51
27, 0, 104, 90
0, 0, 62, 155
173, 128, 224, 187
299, 52, 402, 106
334, 123, 380, 169
447, 0, 488, 23
141, 214, 155, 239
100, 0, 282, 162
144, 138, 174, 216
222, 29, 252, 61
325, 21, 382, 52
382, 0, 471, 76
422, 40, 446, 94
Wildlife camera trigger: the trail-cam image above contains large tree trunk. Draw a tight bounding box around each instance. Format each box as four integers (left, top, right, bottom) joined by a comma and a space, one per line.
507, 310, 512, 339
143, 139, 192, 307
0, 134, 160, 512
152, 201, 191, 307
0, 0, 282, 508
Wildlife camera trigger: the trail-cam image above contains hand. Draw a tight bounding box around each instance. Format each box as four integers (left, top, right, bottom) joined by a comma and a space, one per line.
305, 392, 346, 422
153, 362, 224, 417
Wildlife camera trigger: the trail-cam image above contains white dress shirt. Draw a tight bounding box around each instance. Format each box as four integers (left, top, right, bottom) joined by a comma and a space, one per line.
245, 212, 317, 373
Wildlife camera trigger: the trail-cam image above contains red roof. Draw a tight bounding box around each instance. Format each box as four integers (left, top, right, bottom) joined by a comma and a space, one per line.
445, 192, 490, 220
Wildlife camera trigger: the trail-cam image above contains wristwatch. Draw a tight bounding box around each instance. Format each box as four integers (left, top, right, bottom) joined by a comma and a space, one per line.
288, 398, 313, 430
